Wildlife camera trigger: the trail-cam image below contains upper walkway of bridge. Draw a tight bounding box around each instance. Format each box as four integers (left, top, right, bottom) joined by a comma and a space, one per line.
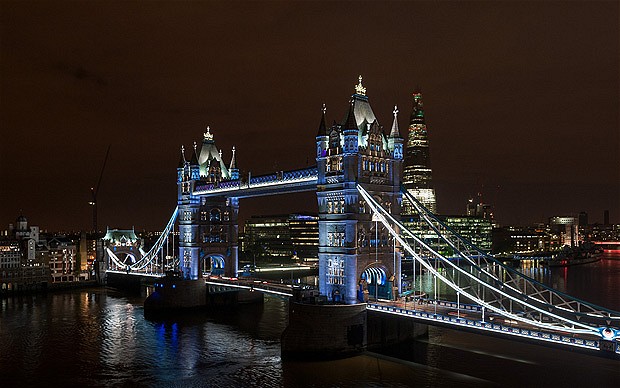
193, 166, 318, 198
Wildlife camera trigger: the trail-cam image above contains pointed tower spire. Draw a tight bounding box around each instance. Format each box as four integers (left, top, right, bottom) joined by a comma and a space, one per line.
229, 146, 239, 179
229, 146, 237, 170
343, 99, 357, 131
178, 145, 186, 168
190, 141, 199, 165
389, 105, 400, 138
316, 103, 327, 137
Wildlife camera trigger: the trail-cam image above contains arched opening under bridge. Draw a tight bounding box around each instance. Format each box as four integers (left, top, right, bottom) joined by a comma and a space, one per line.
359, 264, 393, 301
201, 253, 226, 276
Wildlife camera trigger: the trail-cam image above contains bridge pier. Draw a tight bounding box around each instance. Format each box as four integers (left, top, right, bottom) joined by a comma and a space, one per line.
281, 302, 427, 360
367, 309, 427, 351
205, 283, 264, 306
106, 271, 151, 294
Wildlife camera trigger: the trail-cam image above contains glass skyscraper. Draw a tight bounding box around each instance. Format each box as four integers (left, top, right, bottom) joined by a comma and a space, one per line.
402, 91, 437, 214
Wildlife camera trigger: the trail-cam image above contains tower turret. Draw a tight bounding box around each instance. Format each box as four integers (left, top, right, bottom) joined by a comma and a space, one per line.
388, 105, 403, 160
198, 126, 230, 179
342, 99, 359, 154
316, 104, 328, 159
177, 145, 186, 182
190, 142, 200, 180
317, 76, 402, 304
229, 146, 239, 180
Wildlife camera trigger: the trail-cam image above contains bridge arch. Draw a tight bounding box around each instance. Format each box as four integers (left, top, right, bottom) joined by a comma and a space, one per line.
201, 253, 226, 276
359, 264, 393, 301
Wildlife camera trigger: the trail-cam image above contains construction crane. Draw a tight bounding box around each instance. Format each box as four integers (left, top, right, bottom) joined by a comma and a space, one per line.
89, 144, 111, 234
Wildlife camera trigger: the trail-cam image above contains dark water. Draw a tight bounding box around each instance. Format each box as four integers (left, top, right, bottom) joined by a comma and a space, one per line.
1, 256, 619, 387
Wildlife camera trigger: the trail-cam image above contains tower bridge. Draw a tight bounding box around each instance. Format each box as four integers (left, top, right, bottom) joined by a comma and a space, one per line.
106, 77, 620, 357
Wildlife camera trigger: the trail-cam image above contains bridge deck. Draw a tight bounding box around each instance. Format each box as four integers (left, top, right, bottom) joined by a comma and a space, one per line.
204, 277, 300, 297
369, 300, 620, 356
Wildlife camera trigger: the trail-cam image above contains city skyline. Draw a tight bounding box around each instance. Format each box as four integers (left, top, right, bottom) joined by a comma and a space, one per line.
1, 2, 618, 231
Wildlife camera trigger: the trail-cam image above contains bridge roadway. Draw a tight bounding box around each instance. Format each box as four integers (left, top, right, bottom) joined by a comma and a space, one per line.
369, 299, 620, 356
201, 276, 619, 356
204, 276, 298, 297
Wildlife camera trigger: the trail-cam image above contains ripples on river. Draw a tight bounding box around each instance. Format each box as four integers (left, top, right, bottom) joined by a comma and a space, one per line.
1, 257, 619, 387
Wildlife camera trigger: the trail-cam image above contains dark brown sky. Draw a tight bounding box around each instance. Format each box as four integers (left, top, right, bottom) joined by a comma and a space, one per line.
1, 1, 618, 232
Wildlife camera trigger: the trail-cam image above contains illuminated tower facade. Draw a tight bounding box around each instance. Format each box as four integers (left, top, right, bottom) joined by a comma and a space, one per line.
316, 76, 403, 304
402, 91, 437, 214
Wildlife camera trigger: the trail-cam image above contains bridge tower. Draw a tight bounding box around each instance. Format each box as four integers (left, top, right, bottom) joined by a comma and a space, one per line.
177, 128, 239, 279
316, 76, 404, 304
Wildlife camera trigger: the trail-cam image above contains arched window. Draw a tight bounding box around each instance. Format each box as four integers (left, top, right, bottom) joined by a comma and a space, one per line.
210, 209, 221, 222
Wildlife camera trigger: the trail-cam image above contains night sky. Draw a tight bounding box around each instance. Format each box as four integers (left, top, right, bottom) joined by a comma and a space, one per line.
1, 2, 618, 232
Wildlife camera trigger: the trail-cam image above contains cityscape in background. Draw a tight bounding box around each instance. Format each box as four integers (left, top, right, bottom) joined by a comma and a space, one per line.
2, 89, 618, 294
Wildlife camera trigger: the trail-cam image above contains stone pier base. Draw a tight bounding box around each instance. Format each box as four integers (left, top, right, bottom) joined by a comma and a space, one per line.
282, 303, 428, 360
367, 309, 428, 351
282, 303, 367, 360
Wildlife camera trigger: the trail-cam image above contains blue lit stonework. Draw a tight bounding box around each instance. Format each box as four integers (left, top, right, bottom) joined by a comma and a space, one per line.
316, 76, 404, 304
176, 77, 404, 303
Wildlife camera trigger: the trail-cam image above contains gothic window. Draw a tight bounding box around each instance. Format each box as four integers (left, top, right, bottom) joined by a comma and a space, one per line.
200, 211, 207, 221
328, 231, 345, 247
327, 258, 345, 285
358, 227, 367, 247
359, 200, 366, 214
210, 209, 221, 222
340, 200, 345, 214
223, 211, 230, 221
327, 201, 333, 214
183, 250, 191, 269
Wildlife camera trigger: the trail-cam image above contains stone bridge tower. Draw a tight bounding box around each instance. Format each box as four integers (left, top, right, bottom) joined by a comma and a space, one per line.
316, 77, 403, 304
177, 128, 239, 279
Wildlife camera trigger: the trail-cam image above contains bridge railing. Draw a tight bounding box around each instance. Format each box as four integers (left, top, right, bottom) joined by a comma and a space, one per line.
400, 186, 620, 328
106, 207, 178, 274
357, 184, 620, 339
367, 303, 615, 353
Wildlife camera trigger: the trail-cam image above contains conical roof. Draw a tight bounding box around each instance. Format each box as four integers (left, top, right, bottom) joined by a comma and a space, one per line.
316, 104, 328, 137
177, 146, 186, 168
190, 142, 199, 165
389, 105, 401, 138
198, 126, 230, 178
229, 146, 237, 170
342, 100, 358, 131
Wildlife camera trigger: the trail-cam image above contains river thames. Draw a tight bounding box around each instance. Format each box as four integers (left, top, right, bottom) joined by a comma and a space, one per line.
1, 255, 619, 387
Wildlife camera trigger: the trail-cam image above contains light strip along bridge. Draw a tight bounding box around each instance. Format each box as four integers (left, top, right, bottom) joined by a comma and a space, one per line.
204, 276, 308, 298
358, 183, 620, 357
194, 167, 318, 198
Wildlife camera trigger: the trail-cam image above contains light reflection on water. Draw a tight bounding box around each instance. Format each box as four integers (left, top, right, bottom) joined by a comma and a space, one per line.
1, 257, 619, 387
